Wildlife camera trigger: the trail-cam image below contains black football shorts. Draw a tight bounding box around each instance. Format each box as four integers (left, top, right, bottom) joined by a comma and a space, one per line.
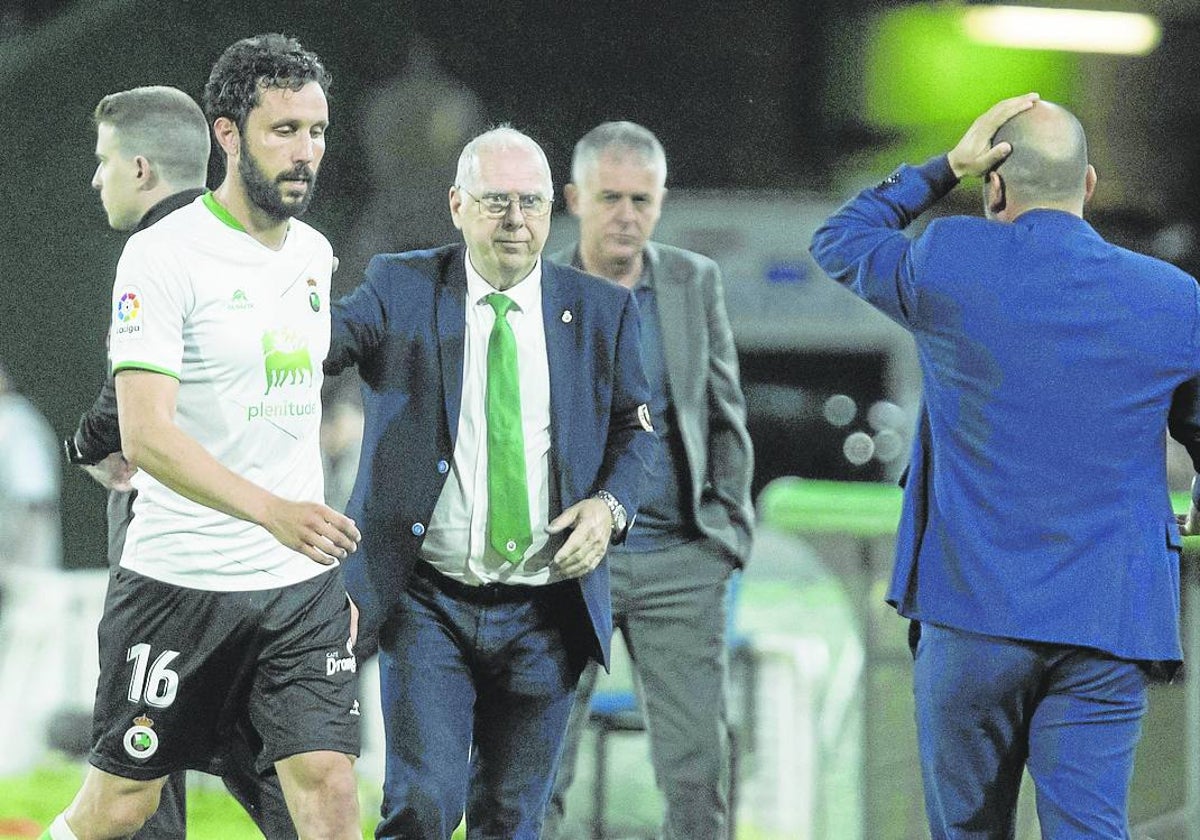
89, 566, 360, 780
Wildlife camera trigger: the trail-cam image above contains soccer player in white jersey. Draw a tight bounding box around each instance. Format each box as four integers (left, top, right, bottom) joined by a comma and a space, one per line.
41, 34, 362, 840
69, 83, 299, 840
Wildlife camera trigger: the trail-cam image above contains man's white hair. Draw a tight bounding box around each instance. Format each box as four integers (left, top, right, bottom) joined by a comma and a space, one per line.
571, 120, 667, 188
455, 125, 552, 196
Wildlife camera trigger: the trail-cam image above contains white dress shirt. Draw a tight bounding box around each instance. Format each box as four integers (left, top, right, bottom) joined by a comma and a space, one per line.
421, 252, 561, 585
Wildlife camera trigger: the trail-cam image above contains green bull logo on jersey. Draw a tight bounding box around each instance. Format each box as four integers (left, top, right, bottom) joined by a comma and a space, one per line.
261, 329, 313, 395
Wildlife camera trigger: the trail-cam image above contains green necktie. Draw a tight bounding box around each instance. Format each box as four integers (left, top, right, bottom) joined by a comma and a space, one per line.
484, 293, 532, 563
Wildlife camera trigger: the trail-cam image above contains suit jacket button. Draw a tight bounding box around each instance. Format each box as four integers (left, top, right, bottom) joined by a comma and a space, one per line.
411, 522, 425, 536
436, 459, 450, 474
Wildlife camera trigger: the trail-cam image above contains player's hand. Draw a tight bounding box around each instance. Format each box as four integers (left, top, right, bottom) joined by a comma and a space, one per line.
548, 497, 613, 578
81, 452, 137, 492
263, 499, 361, 565
947, 92, 1040, 179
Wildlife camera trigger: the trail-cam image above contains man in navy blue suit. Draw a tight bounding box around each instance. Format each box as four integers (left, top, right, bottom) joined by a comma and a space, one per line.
811, 93, 1200, 838
325, 126, 657, 840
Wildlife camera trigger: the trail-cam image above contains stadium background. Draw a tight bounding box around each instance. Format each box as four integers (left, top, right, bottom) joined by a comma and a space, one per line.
3, 1, 1200, 837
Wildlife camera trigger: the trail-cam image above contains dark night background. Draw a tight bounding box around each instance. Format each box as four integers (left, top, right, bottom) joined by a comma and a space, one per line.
4, 0, 1200, 569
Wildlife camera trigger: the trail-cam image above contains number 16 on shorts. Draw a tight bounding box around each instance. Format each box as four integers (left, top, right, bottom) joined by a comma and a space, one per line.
127, 643, 181, 708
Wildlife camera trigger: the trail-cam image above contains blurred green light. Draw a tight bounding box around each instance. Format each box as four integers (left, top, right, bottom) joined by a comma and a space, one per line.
964, 7, 1161, 56
863, 5, 1077, 164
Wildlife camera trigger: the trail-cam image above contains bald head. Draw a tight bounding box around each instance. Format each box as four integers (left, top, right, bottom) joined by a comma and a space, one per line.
454, 125, 552, 196
991, 101, 1089, 207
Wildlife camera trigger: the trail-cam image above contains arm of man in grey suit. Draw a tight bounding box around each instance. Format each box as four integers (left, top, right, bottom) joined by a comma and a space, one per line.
701, 260, 755, 562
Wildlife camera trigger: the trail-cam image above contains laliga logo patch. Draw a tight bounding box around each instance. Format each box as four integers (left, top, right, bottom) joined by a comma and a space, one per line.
307, 278, 321, 312
115, 290, 140, 322
123, 714, 159, 760
637, 403, 654, 433
113, 287, 143, 340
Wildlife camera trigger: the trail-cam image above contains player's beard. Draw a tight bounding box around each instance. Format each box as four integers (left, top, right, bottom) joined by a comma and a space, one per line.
239, 138, 318, 221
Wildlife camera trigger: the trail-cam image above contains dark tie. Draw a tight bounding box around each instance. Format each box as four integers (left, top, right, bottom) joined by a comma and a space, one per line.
484, 293, 532, 563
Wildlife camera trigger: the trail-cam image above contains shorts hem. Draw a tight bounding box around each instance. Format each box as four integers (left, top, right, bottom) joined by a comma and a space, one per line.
259, 738, 361, 771
88, 751, 176, 783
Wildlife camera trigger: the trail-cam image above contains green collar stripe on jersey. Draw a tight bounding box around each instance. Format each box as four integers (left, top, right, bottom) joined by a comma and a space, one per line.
202, 192, 247, 233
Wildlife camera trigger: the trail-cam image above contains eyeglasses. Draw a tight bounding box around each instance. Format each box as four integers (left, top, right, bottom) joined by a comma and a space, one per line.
459, 187, 552, 219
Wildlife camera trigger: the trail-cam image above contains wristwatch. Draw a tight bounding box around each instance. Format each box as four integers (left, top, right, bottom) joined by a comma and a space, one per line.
595, 489, 628, 536
63, 435, 98, 467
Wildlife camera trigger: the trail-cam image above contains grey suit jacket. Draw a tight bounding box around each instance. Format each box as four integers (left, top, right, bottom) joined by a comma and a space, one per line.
553, 241, 754, 565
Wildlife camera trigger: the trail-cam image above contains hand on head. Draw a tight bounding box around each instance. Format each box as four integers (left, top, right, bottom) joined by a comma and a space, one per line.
947, 93, 1040, 180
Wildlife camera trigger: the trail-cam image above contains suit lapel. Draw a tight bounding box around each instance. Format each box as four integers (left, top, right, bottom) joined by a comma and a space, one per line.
542, 262, 574, 506
437, 251, 468, 437
646, 244, 706, 505
648, 244, 695, 408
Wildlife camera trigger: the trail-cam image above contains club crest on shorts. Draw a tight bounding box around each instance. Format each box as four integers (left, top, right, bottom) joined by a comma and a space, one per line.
123, 714, 159, 760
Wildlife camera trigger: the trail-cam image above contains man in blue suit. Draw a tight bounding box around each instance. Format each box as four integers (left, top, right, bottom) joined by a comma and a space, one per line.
810, 94, 1200, 838
324, 126, 657, 840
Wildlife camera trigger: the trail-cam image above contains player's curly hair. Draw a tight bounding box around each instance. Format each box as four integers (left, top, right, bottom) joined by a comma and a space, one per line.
203, 33, 331, 131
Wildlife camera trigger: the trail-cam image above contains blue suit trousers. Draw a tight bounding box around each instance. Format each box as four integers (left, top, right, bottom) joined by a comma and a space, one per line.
913, 623, 1148, 840
375, 565, 580, 840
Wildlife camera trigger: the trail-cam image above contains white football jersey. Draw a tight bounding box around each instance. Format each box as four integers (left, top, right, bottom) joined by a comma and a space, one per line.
109, 194, 333, 590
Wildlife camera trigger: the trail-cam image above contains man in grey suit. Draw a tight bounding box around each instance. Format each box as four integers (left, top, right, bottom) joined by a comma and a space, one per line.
544, 121, 754, 840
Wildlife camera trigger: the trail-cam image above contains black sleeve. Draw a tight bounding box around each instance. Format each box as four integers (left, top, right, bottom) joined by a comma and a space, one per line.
73, 374, 122, 463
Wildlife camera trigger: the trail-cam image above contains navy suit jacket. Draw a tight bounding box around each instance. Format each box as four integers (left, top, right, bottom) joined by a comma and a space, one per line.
325, 245, 656, 667
810, 156, 1200, 663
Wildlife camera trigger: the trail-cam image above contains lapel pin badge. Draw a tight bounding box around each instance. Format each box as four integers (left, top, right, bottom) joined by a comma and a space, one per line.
561, 310, 573, 323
